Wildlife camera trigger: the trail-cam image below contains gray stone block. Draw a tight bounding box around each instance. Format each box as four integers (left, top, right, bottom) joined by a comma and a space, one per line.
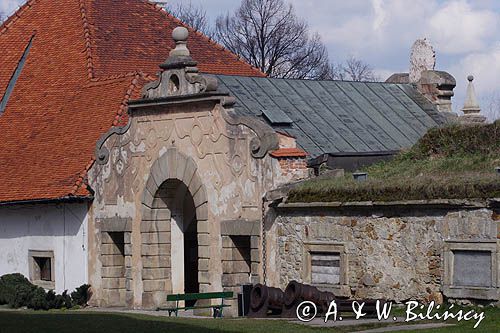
150, 163, 165, 191
141, 232, 171, 244
166, 147, 178, 179
198, 258, 209, 271
102, 277, 126, 290
175, 154, 188, 181
222, 273, 250, 287
142, 244, 170, 256
101, 244, 122, 255
124, 244, 133, 256
142, 255, 171, 268
183, 157, 197, 187
222, 236, 234, 248
197, 220, 210, 233
198, 271, 210, 284
193, 187, 207, 208
222, 248, 250, 261
197, 233, 210, 246
250, 236, 260, 249
222, 261, 251, 274
140, 220, 170, 233
198, 245, 210, 259
101, 266, 124, 278
221, 219, 260, 236
142, 268, 170, 280
143, 279, 168, 292
101, 254, 125, 267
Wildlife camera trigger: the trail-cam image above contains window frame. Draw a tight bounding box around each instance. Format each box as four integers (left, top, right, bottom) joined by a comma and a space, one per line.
443, 240, 498, 300
29, 250, 55, 290
303, 242, 350, 297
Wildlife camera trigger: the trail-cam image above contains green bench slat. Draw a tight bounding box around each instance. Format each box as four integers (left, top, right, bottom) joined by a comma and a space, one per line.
166, 292, 233, 301
159, 304, 231, 311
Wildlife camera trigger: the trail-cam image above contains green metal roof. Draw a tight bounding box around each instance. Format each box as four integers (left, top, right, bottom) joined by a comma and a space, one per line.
216, 75, 446, 158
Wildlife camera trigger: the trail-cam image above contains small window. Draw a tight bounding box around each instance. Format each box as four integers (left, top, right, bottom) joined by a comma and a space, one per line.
34, 257, 52, 281
304, 243, 349, 297
29, 250, 55, 289
168, 74, 180, 94
311, 252, 340, 285
443, 241, 498, 301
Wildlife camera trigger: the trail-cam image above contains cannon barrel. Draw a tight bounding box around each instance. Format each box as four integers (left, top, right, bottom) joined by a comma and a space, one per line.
282, 281, 331, 317
248, 284, 284, 317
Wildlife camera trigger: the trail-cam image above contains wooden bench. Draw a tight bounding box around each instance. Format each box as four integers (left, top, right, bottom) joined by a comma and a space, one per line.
157, 292, 234, 318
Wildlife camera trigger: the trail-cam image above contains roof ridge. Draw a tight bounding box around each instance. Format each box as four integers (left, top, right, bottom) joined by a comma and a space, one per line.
113, 72, 144, 126
0, 0, 37, 36
78, 0, 94, 80
139, 0, 264, 77
70, 157, 95, 196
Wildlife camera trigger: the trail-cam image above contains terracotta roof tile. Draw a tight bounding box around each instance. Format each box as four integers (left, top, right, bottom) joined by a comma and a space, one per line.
0, 0, 264, 203
270, 148, 308, 158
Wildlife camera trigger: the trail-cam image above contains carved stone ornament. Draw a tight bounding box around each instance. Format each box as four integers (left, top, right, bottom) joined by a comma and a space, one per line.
409, 38, 436, 83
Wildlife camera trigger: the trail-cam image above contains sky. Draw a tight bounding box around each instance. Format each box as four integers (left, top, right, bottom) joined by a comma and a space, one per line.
2, 0, 499, 119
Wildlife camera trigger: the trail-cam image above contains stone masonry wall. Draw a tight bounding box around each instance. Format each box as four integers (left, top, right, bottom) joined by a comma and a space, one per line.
268, 204, 500, 303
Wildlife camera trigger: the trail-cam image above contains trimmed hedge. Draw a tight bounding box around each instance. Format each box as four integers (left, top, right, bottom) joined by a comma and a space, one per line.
0, 273, 90, 310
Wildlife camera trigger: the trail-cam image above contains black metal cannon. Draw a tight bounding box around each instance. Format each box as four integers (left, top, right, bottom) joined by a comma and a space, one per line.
281, 280, 335, 317
248, 284, 285, 317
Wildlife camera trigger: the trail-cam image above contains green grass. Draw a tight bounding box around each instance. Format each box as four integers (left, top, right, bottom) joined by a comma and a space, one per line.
0, 310, 403, 333
397, 306, 500, 333
0, 307, 500, 333
289, 122, 500, 203
0, 306, 499, 332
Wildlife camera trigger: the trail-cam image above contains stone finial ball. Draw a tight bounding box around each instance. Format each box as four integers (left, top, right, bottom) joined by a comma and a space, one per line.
467, 75, 474, 82
172, 27, 189, 42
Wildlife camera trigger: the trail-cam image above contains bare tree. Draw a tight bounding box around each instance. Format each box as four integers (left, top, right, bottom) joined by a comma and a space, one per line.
484, 92, 500, 121
330, 56, 379, 82
214, 0, 331, 79
166, 1, 212, 38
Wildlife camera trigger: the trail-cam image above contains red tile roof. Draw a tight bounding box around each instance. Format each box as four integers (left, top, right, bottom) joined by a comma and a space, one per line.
270, 148, 308, 158
0, 0, 264, 204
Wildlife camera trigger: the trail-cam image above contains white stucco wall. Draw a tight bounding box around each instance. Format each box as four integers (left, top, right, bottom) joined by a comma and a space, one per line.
0, 202, 89, 293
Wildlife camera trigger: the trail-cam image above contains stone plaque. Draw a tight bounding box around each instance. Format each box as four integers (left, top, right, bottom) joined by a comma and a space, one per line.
409, 38, 435, 83
453, 250, 492, 287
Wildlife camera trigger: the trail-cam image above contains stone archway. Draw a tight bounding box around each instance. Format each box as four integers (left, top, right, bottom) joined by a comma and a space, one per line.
140, 147, 209, 308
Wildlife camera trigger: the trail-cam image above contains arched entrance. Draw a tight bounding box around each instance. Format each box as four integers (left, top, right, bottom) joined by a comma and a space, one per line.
155, 179, 199, 304
140, 148, 209, 309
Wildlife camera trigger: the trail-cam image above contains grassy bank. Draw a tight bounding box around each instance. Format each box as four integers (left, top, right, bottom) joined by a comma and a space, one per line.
289, 122, 500, 203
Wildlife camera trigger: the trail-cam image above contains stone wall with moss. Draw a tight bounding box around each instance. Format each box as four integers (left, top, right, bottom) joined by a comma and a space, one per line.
266, 201, 500, 303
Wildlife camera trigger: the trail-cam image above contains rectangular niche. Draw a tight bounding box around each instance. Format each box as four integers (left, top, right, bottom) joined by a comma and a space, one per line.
453, 250, 492, 287
304, 242, 349, 297
444, 240, 498, 300
29, 250, 55, 290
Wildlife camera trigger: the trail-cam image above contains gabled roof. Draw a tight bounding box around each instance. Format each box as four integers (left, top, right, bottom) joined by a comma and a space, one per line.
216, 75, 447, 158
0, 0, 264, 204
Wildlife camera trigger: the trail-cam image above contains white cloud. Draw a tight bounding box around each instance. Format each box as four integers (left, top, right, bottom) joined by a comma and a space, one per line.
428, 0, 499, 54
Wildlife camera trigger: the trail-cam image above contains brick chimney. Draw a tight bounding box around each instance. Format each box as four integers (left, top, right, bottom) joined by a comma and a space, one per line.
386, 38, 457, 116
417, 70, 456, 114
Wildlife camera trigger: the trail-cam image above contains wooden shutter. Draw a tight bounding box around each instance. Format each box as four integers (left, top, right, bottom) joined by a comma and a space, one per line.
311, 252, 340, 285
